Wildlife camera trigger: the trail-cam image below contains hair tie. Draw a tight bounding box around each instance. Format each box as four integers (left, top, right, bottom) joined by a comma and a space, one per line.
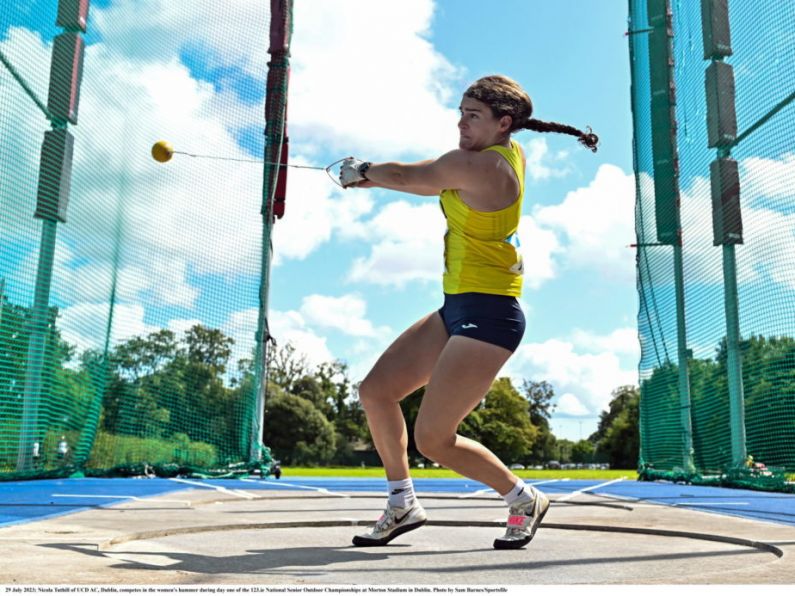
579, 126, 599, 153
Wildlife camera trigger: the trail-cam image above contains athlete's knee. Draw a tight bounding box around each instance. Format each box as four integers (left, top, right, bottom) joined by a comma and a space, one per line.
414, 424, 454, 460
357, 374, 397, 410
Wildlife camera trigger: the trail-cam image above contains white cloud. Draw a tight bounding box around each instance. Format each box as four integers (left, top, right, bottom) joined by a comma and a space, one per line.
166, 319, 203, 337
571, 327, 640, 358
300, 294, 389, 338
517, 215, 561, 289
741, 153, 795, 210
218, 306, 333, 375
58, 302, 157, 355
267, 308, 334, 370
637, 166, 795, 292
270, 159, 372, 265
557, 393, 591, 417
505, 333, 638, 418
92, 0, 464, 156
523, 138, 571, 182
290, 0, 462, 159
92, 0, 271, 77
535, 164, 636, 283
1, 27, 268, 292
0, 28, 52, 244
347, 200, 446, 287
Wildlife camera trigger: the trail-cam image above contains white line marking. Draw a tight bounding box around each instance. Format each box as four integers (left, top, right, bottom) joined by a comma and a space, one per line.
240, 478, 348, 497
169, 478, 258, 500
51, 493, 191, 506
674, 502, 749, 507
457, 488, 496, 499
456, 478, 565, 499
556, 477, 627, 502
530, 478, 568, 486
457, 478, 568, 499
591, 491, 640, 502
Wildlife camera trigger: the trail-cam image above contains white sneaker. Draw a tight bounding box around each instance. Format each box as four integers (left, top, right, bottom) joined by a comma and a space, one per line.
352, 501, 427, 547
493, 487, 550, 550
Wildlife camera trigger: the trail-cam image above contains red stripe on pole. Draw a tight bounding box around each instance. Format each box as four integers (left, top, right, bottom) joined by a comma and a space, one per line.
265, 0, 291, 219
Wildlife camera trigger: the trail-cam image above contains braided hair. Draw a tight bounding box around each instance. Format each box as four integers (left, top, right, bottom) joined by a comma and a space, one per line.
463, 75, 599, 152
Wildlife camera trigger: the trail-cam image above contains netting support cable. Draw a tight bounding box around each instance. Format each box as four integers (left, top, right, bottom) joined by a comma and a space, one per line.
0, 48, 58, 125
720, 89, 795, 155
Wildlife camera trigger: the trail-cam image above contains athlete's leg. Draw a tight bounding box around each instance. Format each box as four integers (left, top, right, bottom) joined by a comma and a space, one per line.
413, 335, 518, 495
357, 311, 449, 481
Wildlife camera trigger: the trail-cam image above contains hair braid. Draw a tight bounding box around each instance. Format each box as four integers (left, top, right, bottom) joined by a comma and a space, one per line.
524, 119, 599, 153
463, 75, 599, 153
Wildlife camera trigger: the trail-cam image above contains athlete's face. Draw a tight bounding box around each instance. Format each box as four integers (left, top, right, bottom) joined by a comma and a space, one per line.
457, 97, 511, 151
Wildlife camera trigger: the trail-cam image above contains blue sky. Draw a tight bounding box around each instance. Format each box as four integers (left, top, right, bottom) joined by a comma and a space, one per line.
3, 0, 793, 455
1, 1, 644, 443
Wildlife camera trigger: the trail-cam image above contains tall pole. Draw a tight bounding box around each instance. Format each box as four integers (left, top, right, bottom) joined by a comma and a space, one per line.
252, 0, 292, 463
673, 241, 694, 471
16, 221, 58, 471
0, 278, 5, 331
16, 0, 90, 472
701, 0, 746, 467
646, 0, 694, 473
723, 244, 746, 465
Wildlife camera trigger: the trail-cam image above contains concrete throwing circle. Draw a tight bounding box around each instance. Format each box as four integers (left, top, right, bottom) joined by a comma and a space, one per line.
99, 521, 780, 584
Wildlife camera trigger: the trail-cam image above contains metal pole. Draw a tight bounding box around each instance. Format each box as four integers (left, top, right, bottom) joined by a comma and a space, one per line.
673, 241, 695, 472
0, 278, 5, 329
16, 0, 90, 472
251, 0, 292, 463
17, 220, 58, 471
646, 0, 695, 473
723, 244, 746, 465
701, 0, 746, 467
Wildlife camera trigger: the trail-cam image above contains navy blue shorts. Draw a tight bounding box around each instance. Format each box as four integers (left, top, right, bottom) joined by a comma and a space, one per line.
437, 292, 526, 353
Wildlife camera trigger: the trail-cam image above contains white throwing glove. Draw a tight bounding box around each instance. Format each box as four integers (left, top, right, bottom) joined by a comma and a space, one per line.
339, 157, 371, 188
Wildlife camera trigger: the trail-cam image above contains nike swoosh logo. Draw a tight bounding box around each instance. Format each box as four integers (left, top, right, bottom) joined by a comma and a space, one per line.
395, 511, 411, 524
391, 488, 406, 495
461, 323, 478, 329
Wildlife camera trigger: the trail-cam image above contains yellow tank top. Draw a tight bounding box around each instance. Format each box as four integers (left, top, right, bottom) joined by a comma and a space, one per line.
440, 140, 524, 296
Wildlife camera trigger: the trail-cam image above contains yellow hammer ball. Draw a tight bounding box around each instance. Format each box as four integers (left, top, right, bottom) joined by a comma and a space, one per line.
151, 140, 174, 163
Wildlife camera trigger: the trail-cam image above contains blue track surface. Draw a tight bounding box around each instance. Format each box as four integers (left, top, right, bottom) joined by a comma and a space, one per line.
1, 476, 793, 528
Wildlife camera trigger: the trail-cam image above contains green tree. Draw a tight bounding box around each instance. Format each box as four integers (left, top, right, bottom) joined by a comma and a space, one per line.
571, 439, 595, 464
592, 386, 640, 469
112, 329, 180, 382
477, 378, 538, 463
554, 438, 574, 463
266, 342, 308, 391
262, 385, 336, 465
521, 380, 557, 463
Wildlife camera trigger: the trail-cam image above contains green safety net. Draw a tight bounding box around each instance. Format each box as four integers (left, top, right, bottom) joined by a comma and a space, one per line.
629, 0, 795, 491
0, 1, 291, 480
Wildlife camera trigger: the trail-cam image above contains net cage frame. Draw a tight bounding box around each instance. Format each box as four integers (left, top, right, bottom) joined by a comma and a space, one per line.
628, 0, 795, 491
0, 0, 295, 480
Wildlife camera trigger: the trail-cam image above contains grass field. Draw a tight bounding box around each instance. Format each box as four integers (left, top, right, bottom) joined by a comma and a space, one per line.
281, 466, 637, 480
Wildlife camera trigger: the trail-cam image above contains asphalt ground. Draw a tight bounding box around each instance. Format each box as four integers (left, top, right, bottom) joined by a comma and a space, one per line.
0, 477, 794, 586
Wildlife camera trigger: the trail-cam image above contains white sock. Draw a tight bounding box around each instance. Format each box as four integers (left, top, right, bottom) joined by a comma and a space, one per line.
387, 478, 416, 509
501, 479, 533, 506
